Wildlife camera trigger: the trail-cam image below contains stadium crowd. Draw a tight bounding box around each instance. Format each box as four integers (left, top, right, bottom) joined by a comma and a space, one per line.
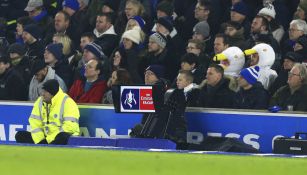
0, 0, 307, 112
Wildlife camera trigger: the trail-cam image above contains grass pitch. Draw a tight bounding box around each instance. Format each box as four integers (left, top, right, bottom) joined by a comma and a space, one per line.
1, 145, 307, 175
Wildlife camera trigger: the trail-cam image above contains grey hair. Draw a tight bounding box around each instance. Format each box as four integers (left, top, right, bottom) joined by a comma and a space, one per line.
290, 19, 307, 34
293, 63, 307, 84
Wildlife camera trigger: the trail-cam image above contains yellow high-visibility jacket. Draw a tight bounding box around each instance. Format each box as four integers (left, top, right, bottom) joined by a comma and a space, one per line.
29, 88, 80, 144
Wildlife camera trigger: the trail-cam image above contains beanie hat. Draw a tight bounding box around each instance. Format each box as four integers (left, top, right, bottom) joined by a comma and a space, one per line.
156, 17, 173, 32
42, 79, 59, 96
193, 21, 210, 38
284, 52, 302, 63
31, 59, 47, 75
296, 35, 307, 49
8, 43, 26, 56
0, 55, 10, 64
240, 66, 260, 85
84, 42, 105, 59
157, 1, 174, 17
23, 24, 42, 39
299, 0, 307, 13
24, 0, 43, 12
122, 29, 141, 44
145, 65, 165, 79
231, 1, 249, 16
258, 4, 276, 19
130, 16, 146, 30
149, 32, 167, 48
46, 43, 63, 60
62, 0, 80, 11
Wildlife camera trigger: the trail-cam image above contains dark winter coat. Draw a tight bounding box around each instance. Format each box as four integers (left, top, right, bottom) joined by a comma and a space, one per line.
95, 34, 120, 58
197, 78, 236, 108
0, 68, 27, 100
270, 84, 307, 112
53, 60, 74, 89
234, 82, 269, 109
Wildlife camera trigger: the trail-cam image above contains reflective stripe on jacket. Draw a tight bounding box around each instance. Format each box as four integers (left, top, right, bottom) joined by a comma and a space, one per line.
29, 88, 80, 143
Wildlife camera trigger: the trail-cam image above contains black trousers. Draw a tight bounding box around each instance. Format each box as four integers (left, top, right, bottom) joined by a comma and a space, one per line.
15, 131, 72, 145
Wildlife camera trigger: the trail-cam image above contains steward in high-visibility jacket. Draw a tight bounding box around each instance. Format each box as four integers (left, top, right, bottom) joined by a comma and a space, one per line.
15, 79, 80, 144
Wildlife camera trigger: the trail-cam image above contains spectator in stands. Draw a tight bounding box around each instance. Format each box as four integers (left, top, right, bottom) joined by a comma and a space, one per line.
94, 13, 119, 57
234, 66, 269, 109
224, 21, 247, 50
15, 79, 80, 145
270, 63, 307, 111
294, 0, 307, 21
0, 55, 27, 100
269, 52, 302, 96
75, 42, 105, 79
247, 15, 280, 54
244, 43, 277, 90
213, 46, 245, 79
22, 24, 45, 62
115, 0, 148, 36
230, 1, 251, 38
101, 0, 120, 14
282, 19, 307, 56
69, 59, 107, 103
143, 32, 176, 81
80, 32, 96, 52
15, 16, 34, 44
156, 16, 185, 61
192, 21, 212, 53
197, 64, 236, 108
24, 0, 53, 37
194, 0, 218, 36
258, 3, 285, 44
125, 16, 146, 44
152, 0, 174, 33
120, 28, 144, 84
186, 39, 210, 77
7, 43, 32, 86
44, 11, 77, 46
102, 68, 133, 104
213, 33, 230, 56
44, 43, 73, 89
29, 59, 67, 101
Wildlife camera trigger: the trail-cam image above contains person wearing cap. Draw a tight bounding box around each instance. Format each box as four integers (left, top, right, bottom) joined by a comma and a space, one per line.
197, 64, 236, 108
294, 0, 307, 21
94, 13, 119, 57
270, 63, 307, 111
29, 59, 67, 101
269, 52, 302, 96
44, 43, 73, 88
24, 0, 53, 37
244, 43, 277, 90
258, 3, 285, 43
125, 16, 147, 43
156, 16, 185, 62
230, 1, 251, 38
234, 66, 269, 109
192, 20, 213, 53
8, 43, 32, 86
0, 55, 27, 101
145, 32, 177, 81
69, 59, 107, 103
15, 79, 80, 145
22, 24, 45, 61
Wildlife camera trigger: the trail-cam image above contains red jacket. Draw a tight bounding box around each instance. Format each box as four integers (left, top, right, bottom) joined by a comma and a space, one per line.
69, 78, 107, 103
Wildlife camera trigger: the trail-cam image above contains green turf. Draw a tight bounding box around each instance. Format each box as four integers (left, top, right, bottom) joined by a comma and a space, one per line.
1, 145, 307, 175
